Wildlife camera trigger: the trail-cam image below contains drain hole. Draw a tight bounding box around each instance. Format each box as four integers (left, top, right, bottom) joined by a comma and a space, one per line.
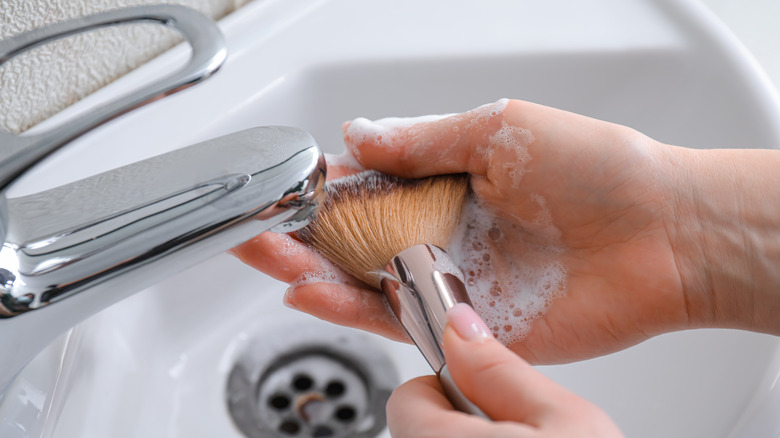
312, 425, 334, 437
278, 419, 301, 435
292, 374, 314, 391
334, 405, 356, 423
325, 380, 345, 398
269, 393, 292, 410
227, 323, 399, 438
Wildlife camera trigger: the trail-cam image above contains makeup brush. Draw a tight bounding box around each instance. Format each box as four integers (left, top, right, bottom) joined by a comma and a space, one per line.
297, 170, 487, 418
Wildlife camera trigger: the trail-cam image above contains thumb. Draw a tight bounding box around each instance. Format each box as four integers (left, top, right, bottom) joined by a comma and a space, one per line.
342, 99, 510, 178
443, 303, 573, 423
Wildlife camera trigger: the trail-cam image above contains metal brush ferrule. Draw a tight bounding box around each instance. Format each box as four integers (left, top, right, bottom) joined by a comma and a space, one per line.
380, 243, 470, 373
380, 243, 487, 418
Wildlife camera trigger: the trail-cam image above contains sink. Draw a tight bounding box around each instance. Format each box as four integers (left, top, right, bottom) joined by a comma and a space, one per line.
2, 0, 780, 437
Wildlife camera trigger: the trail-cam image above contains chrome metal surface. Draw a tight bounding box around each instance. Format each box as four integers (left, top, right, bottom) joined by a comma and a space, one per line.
0, 4, 227, 191
226, 321, 396, 438
381, 244, 486, 418
0, 6, 326, 395
0, 125, 326, 392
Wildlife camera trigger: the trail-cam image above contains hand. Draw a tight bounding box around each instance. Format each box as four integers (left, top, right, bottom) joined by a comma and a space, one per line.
235, 99, 695, 362
387, 303, 624, 438
235, 98, 780, 363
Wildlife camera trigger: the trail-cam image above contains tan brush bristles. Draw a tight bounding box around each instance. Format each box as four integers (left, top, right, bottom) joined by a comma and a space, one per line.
297, 171, 469, 289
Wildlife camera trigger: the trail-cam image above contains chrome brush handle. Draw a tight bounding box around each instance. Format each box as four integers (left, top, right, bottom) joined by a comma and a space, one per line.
381, 244, 488, 418
0, 4, 227, 191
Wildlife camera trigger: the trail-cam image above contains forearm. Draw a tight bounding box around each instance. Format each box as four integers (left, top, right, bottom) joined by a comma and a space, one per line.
667, 146, 780, 335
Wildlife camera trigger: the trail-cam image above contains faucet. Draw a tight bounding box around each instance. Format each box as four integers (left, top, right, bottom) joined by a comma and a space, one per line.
0, 6, 326, 393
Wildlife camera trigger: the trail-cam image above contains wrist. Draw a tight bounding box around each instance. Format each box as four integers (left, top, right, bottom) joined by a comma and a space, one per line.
664, 146, 780, 334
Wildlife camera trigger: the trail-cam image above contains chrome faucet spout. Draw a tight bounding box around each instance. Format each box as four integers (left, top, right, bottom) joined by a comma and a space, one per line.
0, 126, 326, 393
0, 6, 326, 394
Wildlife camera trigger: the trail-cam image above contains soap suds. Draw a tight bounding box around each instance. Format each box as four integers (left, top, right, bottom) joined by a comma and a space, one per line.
449, 195, 566, 345
274, 232, 308, 258
290, 250, 357, 288
344, 99, 510, 158
331, 100, 565, 345
325, 151, 364, 172
345, 113, 454, 155
430, 244, 466, 283
486, 123, 535, 187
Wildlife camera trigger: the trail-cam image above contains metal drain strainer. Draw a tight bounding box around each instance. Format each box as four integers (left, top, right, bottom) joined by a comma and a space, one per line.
226, 323, 399, 438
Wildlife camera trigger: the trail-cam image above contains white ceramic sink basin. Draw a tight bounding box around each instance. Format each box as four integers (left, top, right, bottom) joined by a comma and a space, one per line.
3, 0, 780, 437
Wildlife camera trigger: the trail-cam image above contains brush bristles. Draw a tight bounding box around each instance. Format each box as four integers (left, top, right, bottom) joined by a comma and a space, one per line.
297, 171, 469, 289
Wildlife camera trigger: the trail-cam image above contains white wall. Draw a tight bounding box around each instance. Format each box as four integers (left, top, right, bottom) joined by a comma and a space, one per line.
0, 0, 252, 133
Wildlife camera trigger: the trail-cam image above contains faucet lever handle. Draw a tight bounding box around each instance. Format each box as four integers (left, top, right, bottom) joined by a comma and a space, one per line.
0, 5, 227, 191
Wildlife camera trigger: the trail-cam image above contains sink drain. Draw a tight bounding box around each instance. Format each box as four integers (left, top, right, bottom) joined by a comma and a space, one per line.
226, 323, 398, 438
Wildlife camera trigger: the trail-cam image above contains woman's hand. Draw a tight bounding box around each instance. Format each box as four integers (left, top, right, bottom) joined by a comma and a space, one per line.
234, 98, 780, 363
386, 303, 624, 438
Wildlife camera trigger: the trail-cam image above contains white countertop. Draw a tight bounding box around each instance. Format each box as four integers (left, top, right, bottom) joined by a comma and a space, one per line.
703, 0, 780, 92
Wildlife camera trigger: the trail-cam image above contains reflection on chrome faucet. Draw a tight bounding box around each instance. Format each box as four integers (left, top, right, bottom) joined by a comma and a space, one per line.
0, 126, 325, 393
0, 6, 326, 394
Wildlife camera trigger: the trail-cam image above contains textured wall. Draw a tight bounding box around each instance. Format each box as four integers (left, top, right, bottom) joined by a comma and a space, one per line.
0, 0, 251, 133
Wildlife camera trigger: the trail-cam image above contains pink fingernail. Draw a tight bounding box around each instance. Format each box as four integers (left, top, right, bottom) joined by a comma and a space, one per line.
283, 287, 298, 310
447, 303, 492, 342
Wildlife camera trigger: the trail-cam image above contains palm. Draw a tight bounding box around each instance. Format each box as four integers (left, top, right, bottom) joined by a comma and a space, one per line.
234, 100, 692, 365
471, 119, 690, 363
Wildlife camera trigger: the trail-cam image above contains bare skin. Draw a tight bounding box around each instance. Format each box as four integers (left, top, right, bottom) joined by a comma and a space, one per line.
233, 99, 780, 436
236, 99, 780, 363
386, 304, 625, 438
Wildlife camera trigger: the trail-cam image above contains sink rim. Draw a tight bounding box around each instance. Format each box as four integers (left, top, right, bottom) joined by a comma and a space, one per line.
3, 1, 780, 437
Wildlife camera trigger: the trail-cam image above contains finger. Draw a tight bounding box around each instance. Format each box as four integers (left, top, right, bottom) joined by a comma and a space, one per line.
232, 234, 408, 341
387, 376, 536, 438
231, 232, 313, 283
324, 151, 365, 177
285, 282, 408, 342
231, 232, 331, 284
443, 303, 574, 423
343, 99, 510, 178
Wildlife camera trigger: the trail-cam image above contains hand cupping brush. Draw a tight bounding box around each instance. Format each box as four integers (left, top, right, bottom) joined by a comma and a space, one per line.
297, 170, 487, 418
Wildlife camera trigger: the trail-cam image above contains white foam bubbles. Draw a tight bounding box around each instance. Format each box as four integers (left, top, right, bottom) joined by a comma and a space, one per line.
345, 113, 454, 152
449, 194, 567, 346
290, 251, 356, 288
430, 244, 466, 283
487, 123, 535, 187
343, 99, 510, 155
274, 232, 307, 258
325, 151, 364, 171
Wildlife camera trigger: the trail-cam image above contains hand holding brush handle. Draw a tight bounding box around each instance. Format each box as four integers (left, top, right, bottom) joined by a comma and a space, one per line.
234, 98, 780, 435
237, 98, 780, 361
386, 303, 624, 437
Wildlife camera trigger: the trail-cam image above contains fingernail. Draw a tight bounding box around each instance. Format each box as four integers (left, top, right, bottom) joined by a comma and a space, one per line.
283, 287, 298, 310
447, 303, 492, 342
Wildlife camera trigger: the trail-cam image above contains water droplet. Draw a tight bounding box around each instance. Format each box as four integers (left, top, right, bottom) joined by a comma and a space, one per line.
472, 241, 484, 251
488, 227, 502, 241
